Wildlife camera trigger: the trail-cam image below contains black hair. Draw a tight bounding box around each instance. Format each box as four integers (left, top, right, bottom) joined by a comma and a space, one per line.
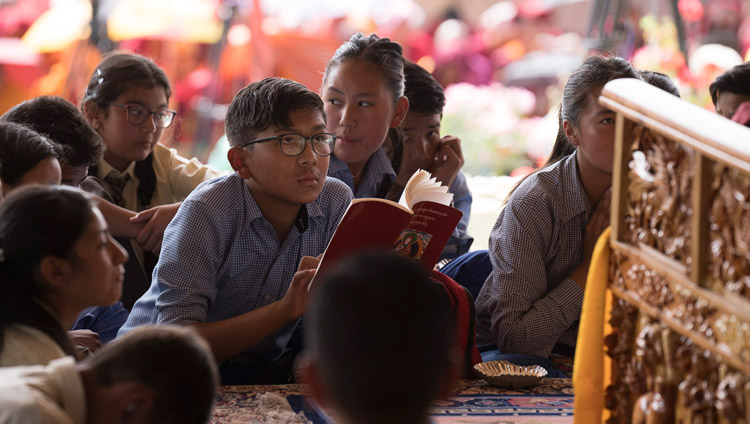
85, 326, 218, 424
0, 185, 97, 358
504, 55, 639, 204
82, 51, 171, 208
308, 252, 455, 424
323, 33, 407, 174
638, 70, 680, 97
225, 77, 325, 148
1, 96, 102, 167
0, 122, 63, 187
709, 62, 750, 106
404, 60, 446, 116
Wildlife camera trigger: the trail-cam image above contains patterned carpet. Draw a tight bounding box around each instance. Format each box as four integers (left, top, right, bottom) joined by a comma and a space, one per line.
211, 378, 573, 423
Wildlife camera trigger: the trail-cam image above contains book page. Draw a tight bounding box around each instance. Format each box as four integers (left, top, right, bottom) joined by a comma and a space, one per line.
400, 169, 453, 209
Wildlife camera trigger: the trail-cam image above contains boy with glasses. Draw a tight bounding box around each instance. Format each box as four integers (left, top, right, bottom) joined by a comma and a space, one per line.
118, 78, 353, 384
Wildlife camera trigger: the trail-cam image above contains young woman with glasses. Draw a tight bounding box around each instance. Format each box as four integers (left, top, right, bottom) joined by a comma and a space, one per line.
79, 52, 226, 314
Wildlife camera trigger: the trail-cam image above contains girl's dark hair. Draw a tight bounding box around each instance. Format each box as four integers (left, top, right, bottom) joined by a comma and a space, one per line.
504, 55, 639, 204
1, 96, 103, 167
323, 33, 407, 185
0, 185, 97, 358
82, 51, 171, 209
323, 33, 406, 103
0, 122, 63, 187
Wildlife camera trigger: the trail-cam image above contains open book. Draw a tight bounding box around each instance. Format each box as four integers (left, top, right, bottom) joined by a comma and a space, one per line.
315, 169, 463, 279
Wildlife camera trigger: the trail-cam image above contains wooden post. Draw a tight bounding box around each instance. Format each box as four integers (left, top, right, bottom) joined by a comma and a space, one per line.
691, 153, 712, 287
610, 113, 631, 242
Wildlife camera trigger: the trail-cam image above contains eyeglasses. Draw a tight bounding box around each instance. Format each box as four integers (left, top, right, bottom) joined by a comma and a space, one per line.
106, 102, 177, 128
241, 133, 337, 157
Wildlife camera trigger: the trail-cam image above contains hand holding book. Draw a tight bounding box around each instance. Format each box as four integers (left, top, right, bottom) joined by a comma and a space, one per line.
313, 169, 463, 284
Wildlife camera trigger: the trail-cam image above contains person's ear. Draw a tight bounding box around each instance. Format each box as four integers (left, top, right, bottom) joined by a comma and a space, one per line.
301, 360, 329, 408
39, 256, 72, 289
228, 147, 252, 179
563, 120, 580, 147
389, 96, 410, 128
83, 101, 104, 132
116, 386, 155, 424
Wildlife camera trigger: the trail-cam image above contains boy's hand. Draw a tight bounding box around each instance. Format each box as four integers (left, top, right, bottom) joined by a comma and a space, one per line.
130, 202, 181, 254
280, 256, 320, 321
429, 135, 464, 188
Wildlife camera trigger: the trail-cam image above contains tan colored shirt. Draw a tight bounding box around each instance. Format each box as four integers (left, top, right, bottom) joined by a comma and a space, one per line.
0, 324, 65, 368
97, 143, 228, 212
0, 356, 85, 424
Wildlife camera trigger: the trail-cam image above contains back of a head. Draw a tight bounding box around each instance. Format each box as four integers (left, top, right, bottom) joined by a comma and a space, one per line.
638, 70, 681, 97
224, 77, 324, 148
0, 122, 62, 187
85, 326, 218, 424
404, 60, 446, 116
308, 252, 455, 424
709, 62, 750, 106
1, 96, 102, 167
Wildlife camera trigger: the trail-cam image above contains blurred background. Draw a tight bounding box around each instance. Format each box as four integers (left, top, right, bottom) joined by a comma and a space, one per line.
2, 0, 749, 248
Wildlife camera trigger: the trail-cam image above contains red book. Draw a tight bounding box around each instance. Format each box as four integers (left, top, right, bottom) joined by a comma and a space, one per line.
315, 170, 463, 280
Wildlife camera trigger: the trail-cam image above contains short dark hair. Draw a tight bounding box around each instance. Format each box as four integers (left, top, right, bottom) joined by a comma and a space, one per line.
0, 122, 63, 187
84, 326, 219, 424
308, 252, 455, 424
225, 77, 325, 148
404, 60, 446, 116
709, 62, 750, 106
2, 96, 102, 167
638, 70, 680, 97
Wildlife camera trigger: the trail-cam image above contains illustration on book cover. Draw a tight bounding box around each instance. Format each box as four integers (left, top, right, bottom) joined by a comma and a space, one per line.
393, 230, 432, 260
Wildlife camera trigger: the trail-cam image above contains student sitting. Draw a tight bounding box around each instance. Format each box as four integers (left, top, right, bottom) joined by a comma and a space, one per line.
0, 326, 218, 424
2, 97, 132, 345
303, 251, 458, 424
475, 56, 639, 377
388, 60, 473, 260
0, 122, 62, 194
321, 33, 409, 198
118, 77, 353, 384
0, 185, 127, 366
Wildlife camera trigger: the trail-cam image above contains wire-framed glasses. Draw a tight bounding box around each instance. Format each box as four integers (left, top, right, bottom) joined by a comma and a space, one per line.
241, 133, 337, 157
106, 102, 177, 128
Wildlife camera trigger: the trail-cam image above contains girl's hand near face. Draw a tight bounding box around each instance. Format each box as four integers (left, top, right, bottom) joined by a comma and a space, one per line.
130, 202, 181, 254
429, 135, 464, 188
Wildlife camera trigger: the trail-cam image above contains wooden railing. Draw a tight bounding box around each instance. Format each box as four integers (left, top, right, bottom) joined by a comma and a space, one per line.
599, 78, 750, 423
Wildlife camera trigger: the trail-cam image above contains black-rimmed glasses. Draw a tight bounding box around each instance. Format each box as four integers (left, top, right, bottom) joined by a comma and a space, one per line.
106, 102, 177, 128
241, 133, 337, 157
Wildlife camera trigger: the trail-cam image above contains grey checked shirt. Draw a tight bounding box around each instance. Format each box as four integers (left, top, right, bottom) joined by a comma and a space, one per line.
327, 148, 396, 199
118, 173, 353, 365
475, 152, 588, 358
